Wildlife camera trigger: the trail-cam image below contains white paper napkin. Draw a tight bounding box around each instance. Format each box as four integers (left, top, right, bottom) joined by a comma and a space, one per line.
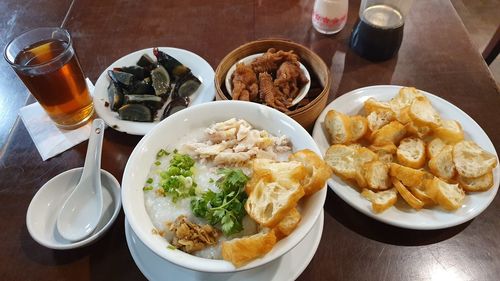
19, 79, 96, 161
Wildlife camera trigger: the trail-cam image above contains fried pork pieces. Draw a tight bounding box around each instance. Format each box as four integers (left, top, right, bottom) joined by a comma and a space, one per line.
251, 48, 299, 73
231, 48, 309, 112
275, 61, 309, 100
232, 63, 258, 101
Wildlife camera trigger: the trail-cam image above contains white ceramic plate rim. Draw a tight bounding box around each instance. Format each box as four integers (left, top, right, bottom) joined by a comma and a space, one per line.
312, 85, 499, 230
122, 100, 327, 272
224, 53, 310, 106
26, 168, 122, 249
93, 47, 215, 135
124, 211, 324, 281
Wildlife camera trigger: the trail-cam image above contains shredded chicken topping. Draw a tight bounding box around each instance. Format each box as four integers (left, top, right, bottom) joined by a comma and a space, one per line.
167, 215, 220, 253
183, 118, 292, 165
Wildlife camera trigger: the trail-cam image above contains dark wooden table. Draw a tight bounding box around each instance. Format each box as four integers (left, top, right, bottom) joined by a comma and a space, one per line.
1, 0, 499, 280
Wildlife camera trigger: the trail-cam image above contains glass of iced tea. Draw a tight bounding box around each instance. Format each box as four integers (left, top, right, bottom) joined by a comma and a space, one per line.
4, 27, 93, 129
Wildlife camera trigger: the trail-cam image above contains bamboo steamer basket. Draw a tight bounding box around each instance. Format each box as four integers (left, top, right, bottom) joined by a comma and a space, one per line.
215, 39, 331, 130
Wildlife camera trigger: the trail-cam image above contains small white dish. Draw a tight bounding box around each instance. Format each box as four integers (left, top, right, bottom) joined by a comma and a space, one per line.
312, 85, 499, 230
26, 168, 121, 249
93, 47, 215, 135
121, 100, 326, 272
225, 53, 311, 106
125, 210, 324, 281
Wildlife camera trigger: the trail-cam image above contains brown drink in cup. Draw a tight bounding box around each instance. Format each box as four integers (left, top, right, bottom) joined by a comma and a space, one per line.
4, 28, 93, 129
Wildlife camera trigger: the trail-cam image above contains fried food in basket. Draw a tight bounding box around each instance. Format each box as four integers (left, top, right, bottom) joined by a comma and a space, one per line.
274, 61, 309, 100
251, 48, 299, 74
258, 72, 290, 112
323, 87, 498, 214
232, 63, 259, 101
231, 48, 308, 112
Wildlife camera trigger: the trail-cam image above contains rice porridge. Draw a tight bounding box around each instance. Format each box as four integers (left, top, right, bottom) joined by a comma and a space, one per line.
142, 118, 292, 259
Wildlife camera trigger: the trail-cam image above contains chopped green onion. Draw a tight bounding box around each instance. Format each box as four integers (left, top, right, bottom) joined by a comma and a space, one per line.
159, 152, 197, 202
156, 149, 170, 158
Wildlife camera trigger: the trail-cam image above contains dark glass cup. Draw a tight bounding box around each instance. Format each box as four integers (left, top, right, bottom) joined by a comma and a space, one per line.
350, 0, 413, 61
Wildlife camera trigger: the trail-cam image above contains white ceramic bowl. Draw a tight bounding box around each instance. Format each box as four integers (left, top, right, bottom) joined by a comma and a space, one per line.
26, 168, 121, 250
121, 100, 326, 273
93, 47, 215, 135
225, 53, 311, 106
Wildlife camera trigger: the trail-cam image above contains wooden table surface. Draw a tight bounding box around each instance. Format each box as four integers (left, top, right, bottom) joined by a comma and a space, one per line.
1, 0, 499, 280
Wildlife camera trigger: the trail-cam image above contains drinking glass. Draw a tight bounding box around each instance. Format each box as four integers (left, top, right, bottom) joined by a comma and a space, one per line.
4, 27, 94, 129
350, 0, 414, 61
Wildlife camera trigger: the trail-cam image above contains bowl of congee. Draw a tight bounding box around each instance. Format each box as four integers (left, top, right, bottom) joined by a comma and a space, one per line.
121, 100, 330, 272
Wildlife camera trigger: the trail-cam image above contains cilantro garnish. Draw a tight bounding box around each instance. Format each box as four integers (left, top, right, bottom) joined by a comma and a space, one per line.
191, 168, 249, 236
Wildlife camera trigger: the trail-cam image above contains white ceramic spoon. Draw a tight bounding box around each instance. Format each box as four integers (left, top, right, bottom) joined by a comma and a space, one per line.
56, 119, 105, 241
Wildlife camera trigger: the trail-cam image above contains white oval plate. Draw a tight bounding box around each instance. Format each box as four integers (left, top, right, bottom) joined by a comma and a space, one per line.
225, 53, 310, 106
312, 85, 499, 230
125, 211, 323, 281
93, 47, 215, 135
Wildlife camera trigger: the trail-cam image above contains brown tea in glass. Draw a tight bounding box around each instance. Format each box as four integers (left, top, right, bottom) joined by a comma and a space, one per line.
4, 28, 93, 129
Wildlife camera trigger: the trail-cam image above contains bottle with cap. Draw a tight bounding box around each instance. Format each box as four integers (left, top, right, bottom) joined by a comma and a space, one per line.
312, 0, 349, 34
